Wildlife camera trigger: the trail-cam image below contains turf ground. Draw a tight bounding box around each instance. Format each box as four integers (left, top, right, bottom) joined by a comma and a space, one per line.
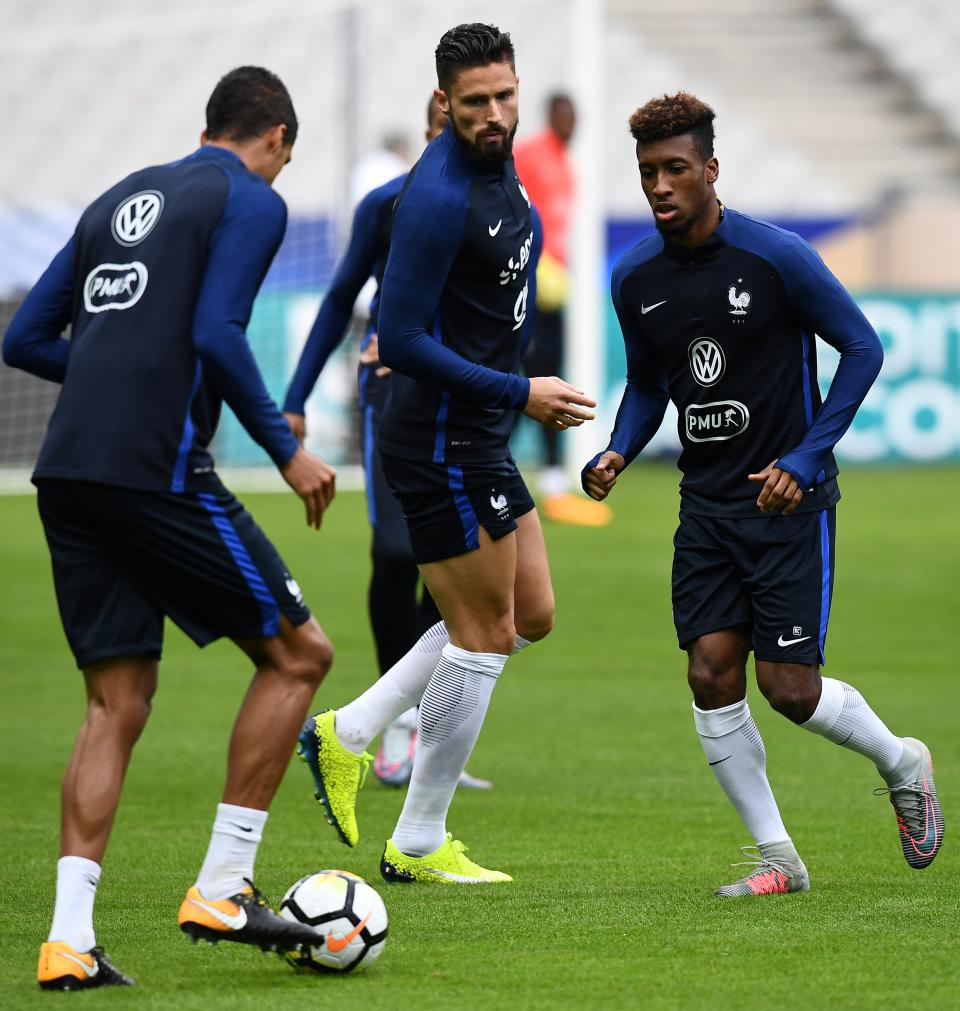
0, 464, 957, 1009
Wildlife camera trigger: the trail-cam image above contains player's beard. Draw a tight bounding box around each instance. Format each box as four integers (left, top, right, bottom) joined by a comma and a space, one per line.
452, 117, 517, 164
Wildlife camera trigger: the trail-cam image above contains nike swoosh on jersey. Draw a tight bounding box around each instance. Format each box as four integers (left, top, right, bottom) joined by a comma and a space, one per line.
488, 219, 503, 237
59, 951, 98, 978
777, 634, 811, 646
187, 896, 247, 931
325, 911, 371, 952
640, 300, 667, 315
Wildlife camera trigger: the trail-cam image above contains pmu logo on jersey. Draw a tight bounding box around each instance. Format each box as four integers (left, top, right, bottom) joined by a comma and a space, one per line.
685, 400, 750, 442
111, 190, 164, 246
688, 337, 725, 387
83, 261, 148, 313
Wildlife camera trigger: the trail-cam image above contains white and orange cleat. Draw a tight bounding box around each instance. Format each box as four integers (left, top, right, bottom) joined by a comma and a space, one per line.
178, 881, 321, 953
38, 941, 135, 991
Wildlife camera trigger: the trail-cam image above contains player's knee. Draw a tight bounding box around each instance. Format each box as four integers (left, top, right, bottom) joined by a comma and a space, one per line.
84, 660, 156, 737
463, 616, 516, 656
686, 657, 741, 706
757, 666, 819, 724
515, 602, 555, 643
286, 623, 334, 687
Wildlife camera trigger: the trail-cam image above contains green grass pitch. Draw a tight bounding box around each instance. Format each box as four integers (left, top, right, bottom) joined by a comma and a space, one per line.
0, 464, 956, 1009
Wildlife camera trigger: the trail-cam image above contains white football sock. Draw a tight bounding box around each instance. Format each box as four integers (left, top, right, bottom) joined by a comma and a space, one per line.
335, 621, 448, 754
195, 803, 267, 900
694, 699, 791, 847
392, 644, 507, 856
513, 634, 532, 653
802, 676, 904, 773
49, 856, 100, 952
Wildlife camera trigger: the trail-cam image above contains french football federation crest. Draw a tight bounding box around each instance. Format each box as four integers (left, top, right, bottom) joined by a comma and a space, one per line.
728, 282, 751, 316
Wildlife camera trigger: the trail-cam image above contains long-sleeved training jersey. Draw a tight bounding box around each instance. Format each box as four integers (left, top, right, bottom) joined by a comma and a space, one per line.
282, 173, 403, 416
593, 205, 883, 516
2, 145, 298, 493
376, 123, 535, 465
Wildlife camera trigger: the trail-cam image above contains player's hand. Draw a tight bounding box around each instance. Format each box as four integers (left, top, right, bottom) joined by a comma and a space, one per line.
359, 333, 391, 378
584, 451, 625, 501
523, 376, 596, 430
284, 412, 306, 444
280, 447, 336, 529
748, 459, 803, 515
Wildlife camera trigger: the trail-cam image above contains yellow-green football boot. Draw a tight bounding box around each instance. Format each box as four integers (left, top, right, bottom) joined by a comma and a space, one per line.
298, 710, 371, 847
380, 834, 513, 884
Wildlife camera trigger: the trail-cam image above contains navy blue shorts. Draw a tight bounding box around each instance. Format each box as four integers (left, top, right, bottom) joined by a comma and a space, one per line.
379, 453, 536, 565
36, 479, 310, 669
672, 507, 836, 665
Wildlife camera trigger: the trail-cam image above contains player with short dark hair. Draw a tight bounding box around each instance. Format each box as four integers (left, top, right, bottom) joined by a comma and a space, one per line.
584, 91, 943, 896
4, 65, 336, 989
298, 22, 595, 884
284, 97, 496, 790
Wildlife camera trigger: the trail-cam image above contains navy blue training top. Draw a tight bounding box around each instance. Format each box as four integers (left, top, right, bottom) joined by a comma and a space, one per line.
283, 167, 542, 420
587, 206, 883, 517
2, 145, 298, 493
283, 173, 403, 415
376, 123, 535, 464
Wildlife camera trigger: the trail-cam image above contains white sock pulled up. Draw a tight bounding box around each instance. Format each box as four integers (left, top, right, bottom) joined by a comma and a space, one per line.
802, 676, 904, 773
335, 622, 448, 754
49, 856, 100, 952
694, 698, 791, 848
392, 644, 507, 856
195, 803, 268, 901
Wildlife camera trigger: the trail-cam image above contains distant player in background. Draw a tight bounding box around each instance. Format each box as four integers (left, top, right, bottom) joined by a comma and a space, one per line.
3, 67, 336, 989
283, 96, 492, 790
298, 22, 595, 884
584, 91, 943, 896
514, 92, 611, 527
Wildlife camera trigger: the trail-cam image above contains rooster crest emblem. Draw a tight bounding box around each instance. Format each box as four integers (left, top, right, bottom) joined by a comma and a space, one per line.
728, 284, 751, 316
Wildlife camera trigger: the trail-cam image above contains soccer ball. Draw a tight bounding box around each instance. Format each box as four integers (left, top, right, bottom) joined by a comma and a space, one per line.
279, 870, 388, 972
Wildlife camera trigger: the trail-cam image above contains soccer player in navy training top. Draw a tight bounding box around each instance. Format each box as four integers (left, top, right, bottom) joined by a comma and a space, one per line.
298, 23, 595, 884
3, 67, 338, 988
284, 96, 475, 789
584, 92, 943, 896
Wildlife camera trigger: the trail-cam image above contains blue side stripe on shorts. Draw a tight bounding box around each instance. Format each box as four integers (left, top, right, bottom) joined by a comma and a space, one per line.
433, 392, 450, 464
171, 360, 204, 492
447, 465, 480, 551
818, 510, 831, 665
197, 493, 280, 638
363, 403, 377, 527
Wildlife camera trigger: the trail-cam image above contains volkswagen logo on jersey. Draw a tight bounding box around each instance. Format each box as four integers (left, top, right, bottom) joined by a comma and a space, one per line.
111, 190, 164, 246
685, 400, 750, 442
688, 338, 726, 387
83, 261, 148, 313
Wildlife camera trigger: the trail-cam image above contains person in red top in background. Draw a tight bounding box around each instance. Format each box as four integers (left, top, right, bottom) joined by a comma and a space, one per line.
514, 93, 611, 527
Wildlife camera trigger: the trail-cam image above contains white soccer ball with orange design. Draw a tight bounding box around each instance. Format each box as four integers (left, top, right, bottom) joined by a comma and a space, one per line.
279, 870, 388, 972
